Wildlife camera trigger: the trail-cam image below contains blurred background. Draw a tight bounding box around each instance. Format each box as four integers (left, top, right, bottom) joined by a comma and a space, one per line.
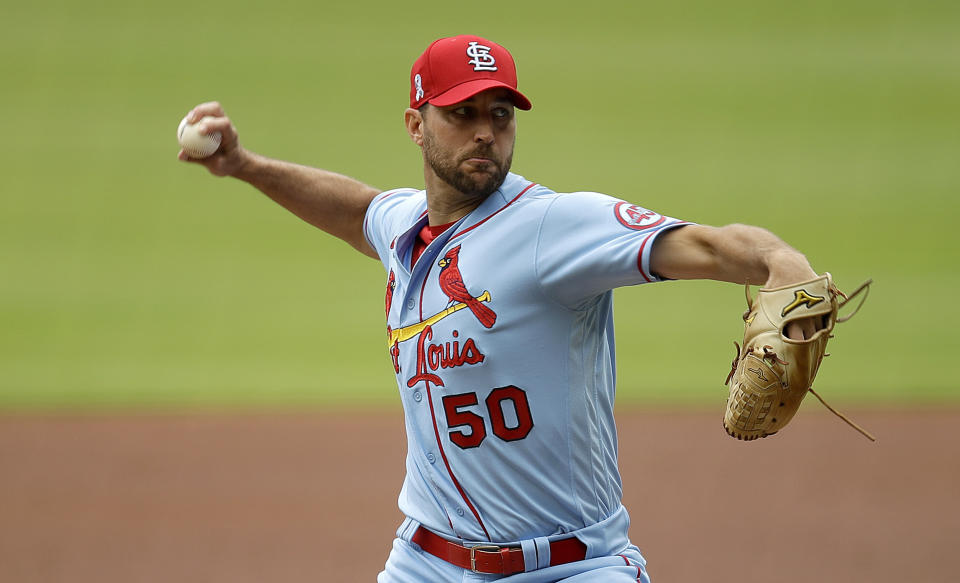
2, 0, 957, 410
2, 1, 958, 582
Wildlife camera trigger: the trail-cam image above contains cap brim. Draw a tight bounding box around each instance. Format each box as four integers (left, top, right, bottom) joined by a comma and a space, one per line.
428, 79, 532, 110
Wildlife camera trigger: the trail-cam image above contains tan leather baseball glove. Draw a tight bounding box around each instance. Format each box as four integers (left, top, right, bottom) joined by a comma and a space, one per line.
723, 273, 874, 441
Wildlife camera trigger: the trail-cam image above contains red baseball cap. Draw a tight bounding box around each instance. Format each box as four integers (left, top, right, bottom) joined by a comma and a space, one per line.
410, 35, 532, 111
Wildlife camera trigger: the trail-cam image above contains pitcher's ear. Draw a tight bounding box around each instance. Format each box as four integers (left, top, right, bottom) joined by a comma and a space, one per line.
405, 108, 424, 146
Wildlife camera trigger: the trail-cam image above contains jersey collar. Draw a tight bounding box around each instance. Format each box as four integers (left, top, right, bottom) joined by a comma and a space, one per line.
392, 173, 537, 273
446, 173, 537, 241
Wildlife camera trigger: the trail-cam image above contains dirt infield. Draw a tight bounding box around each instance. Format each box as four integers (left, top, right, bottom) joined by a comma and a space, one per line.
1, 408, 954, 582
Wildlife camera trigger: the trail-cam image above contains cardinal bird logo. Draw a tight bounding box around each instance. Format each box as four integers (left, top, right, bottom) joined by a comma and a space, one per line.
437, 245, 497, 329
385, 270, 396, 318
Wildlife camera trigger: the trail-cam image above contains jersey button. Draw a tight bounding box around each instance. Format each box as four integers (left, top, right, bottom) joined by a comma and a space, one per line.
407, 298, 416, 310
413, 391, 422, 402
426, 453, 436, 464
456, 508, 465, 516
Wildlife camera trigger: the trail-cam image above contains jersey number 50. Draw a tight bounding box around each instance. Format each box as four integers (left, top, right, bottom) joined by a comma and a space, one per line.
441, 386, 534, 449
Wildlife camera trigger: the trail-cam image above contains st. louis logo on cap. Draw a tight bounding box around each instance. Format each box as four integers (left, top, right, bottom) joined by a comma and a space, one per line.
466, 41, 497, 72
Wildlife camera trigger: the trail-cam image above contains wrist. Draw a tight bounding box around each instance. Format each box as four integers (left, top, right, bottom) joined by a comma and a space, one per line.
764, 249, 817, 289
229, 148, 263, 181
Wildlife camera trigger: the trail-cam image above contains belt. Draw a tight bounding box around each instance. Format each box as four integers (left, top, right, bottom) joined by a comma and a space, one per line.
411, 526, 587, 575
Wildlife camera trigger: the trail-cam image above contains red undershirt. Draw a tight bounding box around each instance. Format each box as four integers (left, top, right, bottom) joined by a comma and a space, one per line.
411, 221, 455, 268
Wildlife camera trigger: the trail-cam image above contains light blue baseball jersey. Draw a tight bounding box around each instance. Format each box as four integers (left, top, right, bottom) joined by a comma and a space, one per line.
364, 172, 689, 546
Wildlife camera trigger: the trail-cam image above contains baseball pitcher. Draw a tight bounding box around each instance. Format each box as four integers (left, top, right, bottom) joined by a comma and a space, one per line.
178, 35, 870, 582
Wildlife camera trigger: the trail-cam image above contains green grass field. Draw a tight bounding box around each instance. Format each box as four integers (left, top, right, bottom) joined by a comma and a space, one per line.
2, 0, 957, 410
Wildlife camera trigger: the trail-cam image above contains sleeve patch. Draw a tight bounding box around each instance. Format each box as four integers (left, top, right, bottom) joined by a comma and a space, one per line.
614, 202, 665, 231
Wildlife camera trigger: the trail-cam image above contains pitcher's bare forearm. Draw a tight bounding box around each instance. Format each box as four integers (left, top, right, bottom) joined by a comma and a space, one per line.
177, 102, 380, 258
651, 223, 817, 288
651, 223, 821, 339
233, 152, 380, 257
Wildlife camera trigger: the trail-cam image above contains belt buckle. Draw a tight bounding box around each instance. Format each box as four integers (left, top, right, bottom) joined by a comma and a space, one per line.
469, 544, 503, 573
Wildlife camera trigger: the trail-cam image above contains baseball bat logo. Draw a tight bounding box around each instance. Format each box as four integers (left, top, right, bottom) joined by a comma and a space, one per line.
387, 245, 495, 385
387, 246, 497, 346
388, 290, 492, 346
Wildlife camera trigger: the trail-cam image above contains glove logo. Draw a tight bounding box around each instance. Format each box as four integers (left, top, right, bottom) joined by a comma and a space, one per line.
747, 366, 769, 382
615, 202, 665, 231
781, 289, 825, 317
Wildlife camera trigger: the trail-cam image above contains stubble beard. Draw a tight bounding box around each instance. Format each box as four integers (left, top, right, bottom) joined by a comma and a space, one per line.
422, 132, 513, 199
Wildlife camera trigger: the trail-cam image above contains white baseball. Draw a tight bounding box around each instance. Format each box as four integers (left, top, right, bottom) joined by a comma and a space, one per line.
177, 115, 222, 158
